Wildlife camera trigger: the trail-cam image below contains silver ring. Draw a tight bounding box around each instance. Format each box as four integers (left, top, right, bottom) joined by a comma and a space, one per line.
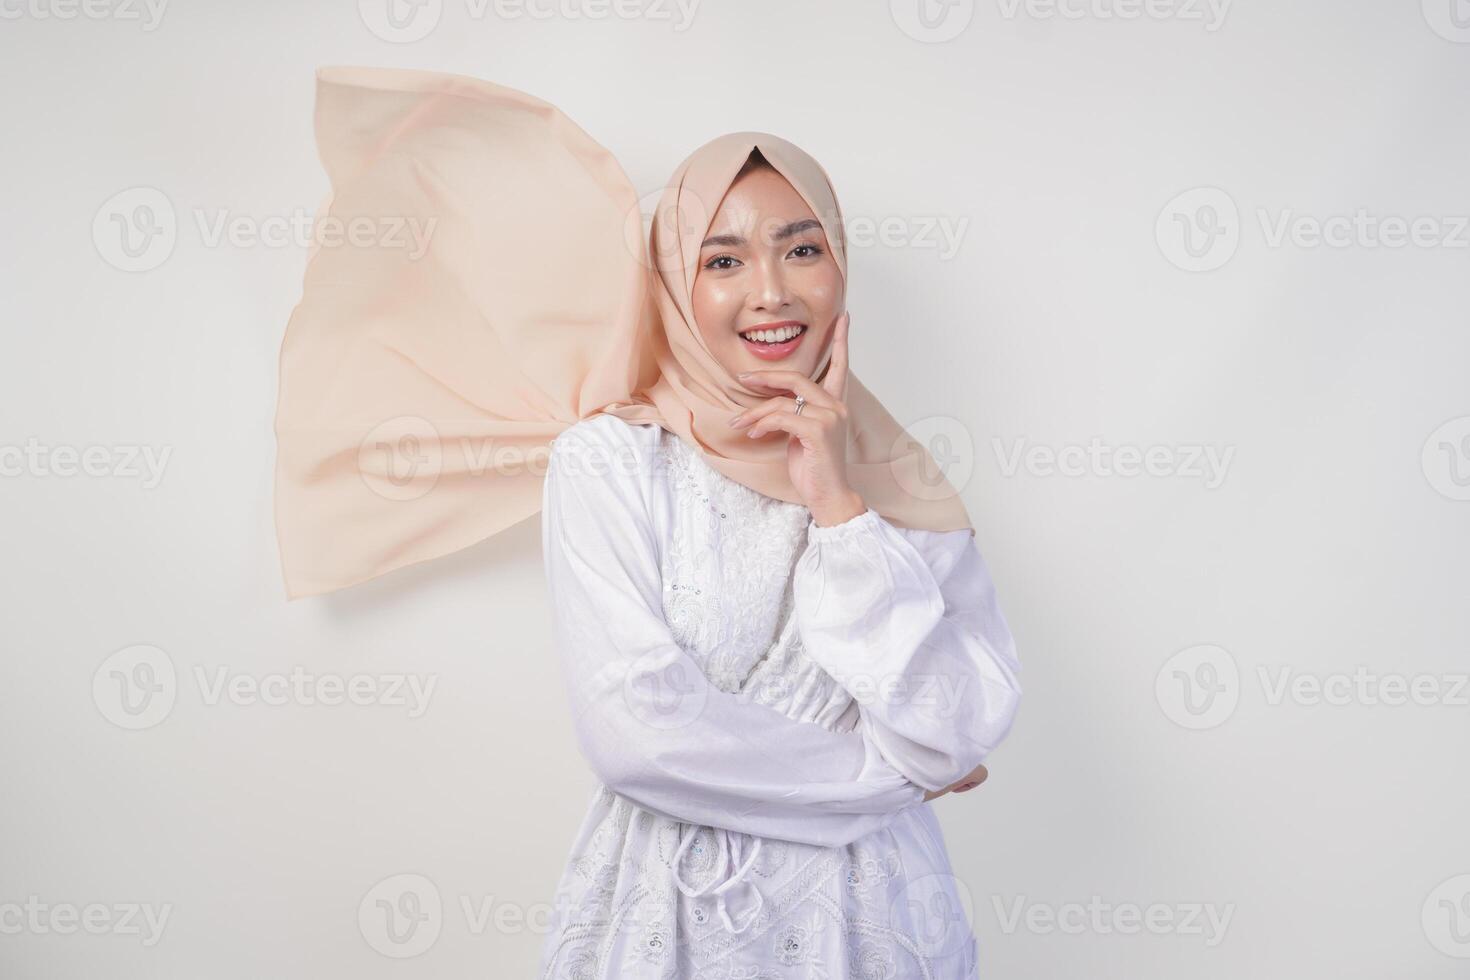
793, 394, 806, 416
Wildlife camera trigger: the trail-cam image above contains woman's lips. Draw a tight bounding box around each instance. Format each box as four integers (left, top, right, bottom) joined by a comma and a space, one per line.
740, 324, 807, 361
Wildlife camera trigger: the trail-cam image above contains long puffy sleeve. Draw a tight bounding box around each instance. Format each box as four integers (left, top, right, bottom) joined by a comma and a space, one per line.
792, 508, 1023, 793
542, 417, 926, 848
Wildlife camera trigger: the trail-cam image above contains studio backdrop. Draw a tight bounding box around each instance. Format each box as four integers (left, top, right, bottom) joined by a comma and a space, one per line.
2, 1, 1467, 977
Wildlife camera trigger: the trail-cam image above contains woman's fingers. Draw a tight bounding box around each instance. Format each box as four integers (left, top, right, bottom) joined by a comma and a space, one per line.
952, 764, 990, 792
732, 397, 835, 432
927, 764, 992, 802
820, 311, 850, 403
737, 368, 844, 416
728, 395, 792, 427
744, 409, 824, 441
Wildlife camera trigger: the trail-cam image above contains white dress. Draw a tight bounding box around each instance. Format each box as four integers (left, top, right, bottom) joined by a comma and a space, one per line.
537, 414, 1023, 980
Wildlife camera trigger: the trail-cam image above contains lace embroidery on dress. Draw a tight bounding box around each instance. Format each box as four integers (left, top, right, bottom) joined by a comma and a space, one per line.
653, 437, 853, 729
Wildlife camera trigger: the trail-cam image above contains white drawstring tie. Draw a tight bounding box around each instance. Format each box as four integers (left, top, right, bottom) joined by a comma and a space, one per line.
670, 825, 765, 934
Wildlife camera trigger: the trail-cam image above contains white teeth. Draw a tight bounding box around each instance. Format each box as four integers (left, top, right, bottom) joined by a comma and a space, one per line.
741, 325, 804, 344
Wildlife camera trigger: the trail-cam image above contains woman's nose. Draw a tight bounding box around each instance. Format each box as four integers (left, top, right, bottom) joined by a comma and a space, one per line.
748, 257, 791, 311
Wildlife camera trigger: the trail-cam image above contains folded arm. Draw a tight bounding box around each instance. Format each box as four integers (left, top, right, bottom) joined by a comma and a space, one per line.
542, 419, 926, 848
792, 507, 1024, 793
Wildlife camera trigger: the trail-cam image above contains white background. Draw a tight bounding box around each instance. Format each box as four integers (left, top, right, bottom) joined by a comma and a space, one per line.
2, 0, 1468, 977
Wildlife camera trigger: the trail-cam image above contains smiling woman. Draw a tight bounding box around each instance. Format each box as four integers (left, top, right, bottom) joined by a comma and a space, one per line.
272, 66, 1023, 980
531, 129, 1023, 980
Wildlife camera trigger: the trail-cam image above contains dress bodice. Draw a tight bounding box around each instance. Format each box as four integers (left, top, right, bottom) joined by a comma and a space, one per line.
654, 429, 858, 733
538, 414, 1020, 979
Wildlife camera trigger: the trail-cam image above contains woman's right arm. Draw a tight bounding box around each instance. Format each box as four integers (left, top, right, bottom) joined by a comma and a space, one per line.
541, 417, 926, 849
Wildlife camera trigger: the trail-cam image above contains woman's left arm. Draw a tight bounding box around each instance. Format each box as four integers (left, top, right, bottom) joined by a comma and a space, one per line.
791, 507, 1024, 794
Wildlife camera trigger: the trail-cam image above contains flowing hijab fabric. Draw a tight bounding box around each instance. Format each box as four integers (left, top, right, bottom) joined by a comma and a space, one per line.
274, 65, 972, 600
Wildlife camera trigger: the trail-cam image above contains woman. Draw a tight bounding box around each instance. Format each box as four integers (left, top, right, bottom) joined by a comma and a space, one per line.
537, 143, 1022, 980
273, 67, 1022, 979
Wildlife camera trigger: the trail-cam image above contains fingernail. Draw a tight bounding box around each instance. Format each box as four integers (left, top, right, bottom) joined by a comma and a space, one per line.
737, 372, 751, 378
728, 414, 743, 427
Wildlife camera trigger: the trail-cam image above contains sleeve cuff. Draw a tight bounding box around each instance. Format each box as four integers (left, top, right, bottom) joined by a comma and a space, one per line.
807, 506, 884, 543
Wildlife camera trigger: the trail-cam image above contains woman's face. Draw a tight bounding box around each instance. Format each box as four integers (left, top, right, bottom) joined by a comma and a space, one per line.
691, 165, 844, 381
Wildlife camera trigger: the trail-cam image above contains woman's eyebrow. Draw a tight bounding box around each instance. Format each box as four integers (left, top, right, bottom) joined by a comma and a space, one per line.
700, 218, 823, 249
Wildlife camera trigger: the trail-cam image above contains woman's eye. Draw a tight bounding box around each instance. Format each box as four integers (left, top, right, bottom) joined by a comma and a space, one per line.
789, 243, 824, 259
703, 255, 739, 271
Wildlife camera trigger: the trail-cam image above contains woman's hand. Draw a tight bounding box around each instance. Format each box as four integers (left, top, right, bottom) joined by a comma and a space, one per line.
922, 764, 989, 802
729, 311, 865, 527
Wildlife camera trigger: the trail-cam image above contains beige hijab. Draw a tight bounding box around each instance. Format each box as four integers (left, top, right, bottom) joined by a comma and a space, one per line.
274, 66, 972, 600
